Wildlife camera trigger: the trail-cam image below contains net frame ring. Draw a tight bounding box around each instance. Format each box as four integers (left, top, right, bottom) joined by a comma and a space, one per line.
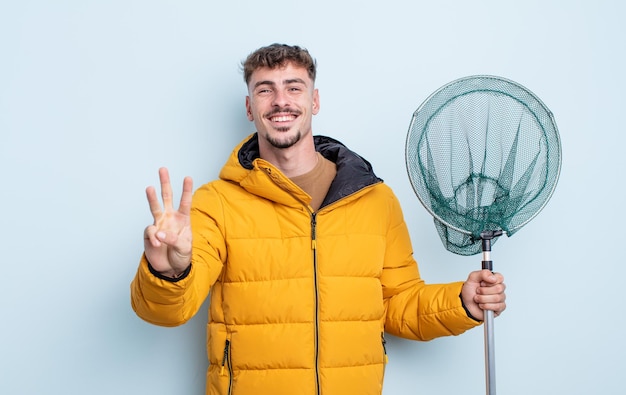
405, 75, 562, 254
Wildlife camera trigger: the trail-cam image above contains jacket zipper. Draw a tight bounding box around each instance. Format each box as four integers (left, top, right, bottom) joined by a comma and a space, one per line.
221, 339, 233, 394
311, 212, 321, 395
381, 333, 388, 384
381, 333, 388, 364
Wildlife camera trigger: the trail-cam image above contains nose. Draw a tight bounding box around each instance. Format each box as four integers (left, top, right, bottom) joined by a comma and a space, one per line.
271, 89, 290, 108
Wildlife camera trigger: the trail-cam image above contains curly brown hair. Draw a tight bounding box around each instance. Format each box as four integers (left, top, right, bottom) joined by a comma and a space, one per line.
241, 43, 317, 85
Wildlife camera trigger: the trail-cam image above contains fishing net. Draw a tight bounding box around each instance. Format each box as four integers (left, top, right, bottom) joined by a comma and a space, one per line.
406, 75, 561, 256
405, 75, 562, 395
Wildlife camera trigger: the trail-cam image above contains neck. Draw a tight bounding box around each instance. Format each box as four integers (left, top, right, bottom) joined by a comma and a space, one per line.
259, 134, 318, 178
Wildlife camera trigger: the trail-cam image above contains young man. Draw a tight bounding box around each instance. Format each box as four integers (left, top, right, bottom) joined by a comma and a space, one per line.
131, 43, 506, 395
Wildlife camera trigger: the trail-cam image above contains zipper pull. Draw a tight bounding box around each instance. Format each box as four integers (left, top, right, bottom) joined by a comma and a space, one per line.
311, 213, 317, 250
381, 333, 389, 364
221, 340, 230, 375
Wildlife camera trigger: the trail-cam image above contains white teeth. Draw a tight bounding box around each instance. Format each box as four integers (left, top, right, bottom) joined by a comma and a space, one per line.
271, 115, 295, 122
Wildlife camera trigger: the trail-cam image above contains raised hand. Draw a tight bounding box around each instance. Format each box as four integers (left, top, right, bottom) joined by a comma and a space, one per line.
143, 167, 194, 278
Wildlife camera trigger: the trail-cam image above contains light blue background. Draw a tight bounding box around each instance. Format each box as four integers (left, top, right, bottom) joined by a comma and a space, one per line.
1, 1, 624, 394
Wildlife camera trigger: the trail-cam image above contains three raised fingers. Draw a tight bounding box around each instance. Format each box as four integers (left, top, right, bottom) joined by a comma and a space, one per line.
146, 167, 194, 222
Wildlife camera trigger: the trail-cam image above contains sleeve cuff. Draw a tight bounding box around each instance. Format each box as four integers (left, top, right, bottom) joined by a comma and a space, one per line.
460, 292, 483, 322
146, 259, 192, 282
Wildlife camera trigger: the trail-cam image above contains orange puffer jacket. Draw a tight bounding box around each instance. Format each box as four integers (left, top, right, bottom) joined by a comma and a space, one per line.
131, 134, 481, 395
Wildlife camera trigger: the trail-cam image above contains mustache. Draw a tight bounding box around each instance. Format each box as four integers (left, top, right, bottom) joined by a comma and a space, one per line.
264, 107, 302, 117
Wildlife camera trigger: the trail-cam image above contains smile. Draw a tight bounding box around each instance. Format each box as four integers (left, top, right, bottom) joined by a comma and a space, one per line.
269, 114, 298, 122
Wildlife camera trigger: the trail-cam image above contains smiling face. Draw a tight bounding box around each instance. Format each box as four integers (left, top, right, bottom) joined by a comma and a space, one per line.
245, 62, 320, 150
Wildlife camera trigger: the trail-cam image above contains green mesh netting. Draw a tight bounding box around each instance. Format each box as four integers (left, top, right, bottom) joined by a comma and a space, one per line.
405, 76, 561, 255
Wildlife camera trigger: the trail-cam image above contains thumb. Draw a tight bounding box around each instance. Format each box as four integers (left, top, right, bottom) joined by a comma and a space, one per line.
156, 230, 178, 246
468, 269, 497, 285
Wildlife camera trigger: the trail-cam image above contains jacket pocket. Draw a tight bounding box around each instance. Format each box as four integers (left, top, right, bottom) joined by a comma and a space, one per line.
220, 339, 233, 394
381, 332, 389, 380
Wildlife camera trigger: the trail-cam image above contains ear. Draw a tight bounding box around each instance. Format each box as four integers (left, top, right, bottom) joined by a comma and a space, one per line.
245, 96, 254, 121
312, 89, 320, 115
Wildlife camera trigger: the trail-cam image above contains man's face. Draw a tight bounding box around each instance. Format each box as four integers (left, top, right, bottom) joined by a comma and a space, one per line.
245, 62, 320, 150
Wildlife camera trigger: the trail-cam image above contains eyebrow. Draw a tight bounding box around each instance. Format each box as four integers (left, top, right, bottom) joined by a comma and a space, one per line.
253, 78, 308, 89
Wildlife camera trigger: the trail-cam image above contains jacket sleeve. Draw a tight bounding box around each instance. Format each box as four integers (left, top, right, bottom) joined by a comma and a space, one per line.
381, 189, 481, 340
130, 183, 227, 327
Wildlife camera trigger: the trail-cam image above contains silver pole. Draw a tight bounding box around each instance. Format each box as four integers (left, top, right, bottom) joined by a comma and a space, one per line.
481, 233, 499, 395
483, 303, 496, 394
